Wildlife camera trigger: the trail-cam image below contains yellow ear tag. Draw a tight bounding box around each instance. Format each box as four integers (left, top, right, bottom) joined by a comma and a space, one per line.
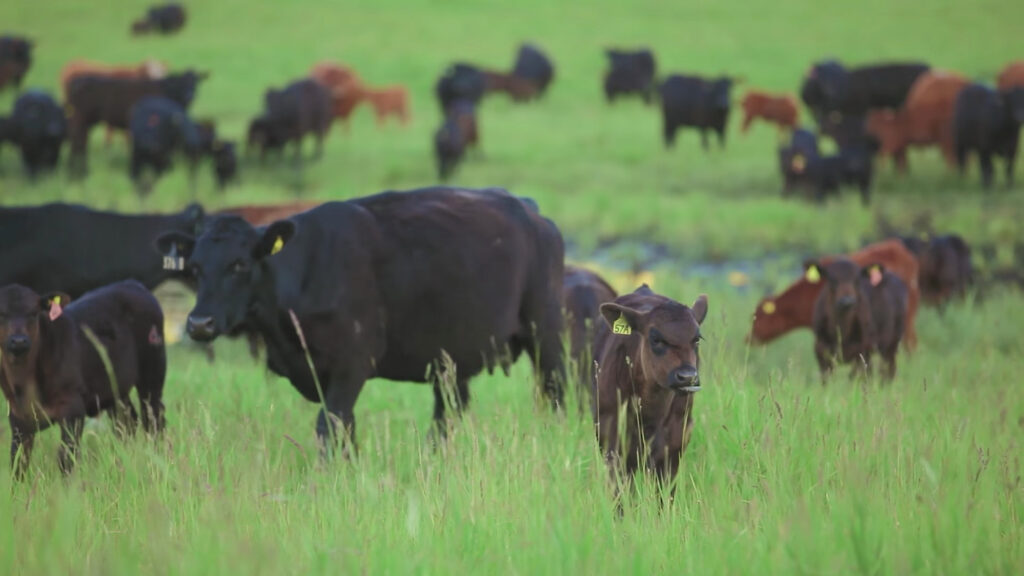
761, 301, 776, 314
805, 266, 821, 284
869, 265, 883, 287
271, 236, 284, 255
53, 296, 61, 305
791, 154, 806, 173
612, 313, 632, 335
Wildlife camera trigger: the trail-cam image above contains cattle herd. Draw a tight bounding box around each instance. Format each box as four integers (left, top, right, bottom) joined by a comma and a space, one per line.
0, 6, 1017, 494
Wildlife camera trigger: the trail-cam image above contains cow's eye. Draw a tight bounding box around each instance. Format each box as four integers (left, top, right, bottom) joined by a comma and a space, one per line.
692, 334, 704, 346
231, 261, 247, 274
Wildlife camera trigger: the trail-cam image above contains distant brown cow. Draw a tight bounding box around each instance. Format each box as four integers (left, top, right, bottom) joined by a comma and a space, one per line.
562, 265, 617, 399
749, 239, 919, 349
807, 259, 908, 381
867, 71, 970, 171
310, 62, 365, 128
482, 70, 538, 102
354, 85, 411, 126
740, 91, 799, 132
216, 201, 321, 226
997, 61, 1024, 91
0, 281, 167, 479
593, 285, 708, 485
61, 59, 169, 147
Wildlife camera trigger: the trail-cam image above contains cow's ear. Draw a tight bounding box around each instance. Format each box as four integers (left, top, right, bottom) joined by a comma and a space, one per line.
252, 220, 297, 260
803, 260, 827, 284
691, 294, 709, 325
861, 263, 886, 287
38, 292, 72, 321
600, 302, 644, 336
155, 232, 195, 271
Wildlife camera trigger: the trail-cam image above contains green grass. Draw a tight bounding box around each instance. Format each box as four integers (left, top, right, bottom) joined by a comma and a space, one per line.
2, 0, 1024, 574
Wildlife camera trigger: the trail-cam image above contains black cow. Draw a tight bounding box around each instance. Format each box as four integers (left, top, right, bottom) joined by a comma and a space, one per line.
801, 60, 930, 120
156, 187, 566, 452
512, 43, 555, 97
131, 3, 187, 35
6, 90, 66, 177
246, 114, 288, 162
211, 140, 238, 189
0, 203, 204, 298
899, 234, 974, 306
66, 70, 208, 177
659, 74, 734, 150
436, 63, 487, 113
257, 78, 333, 162
129, 96, 207, 195
603, 49, 656, 103
778, 127, 820, 194
953, 85, 1024, 189
0, 281, 167, 479
0, 35, 32, 92
434, 100, 478, 180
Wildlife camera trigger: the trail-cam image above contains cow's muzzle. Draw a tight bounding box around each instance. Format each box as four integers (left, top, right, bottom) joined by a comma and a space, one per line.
669, 366, 701, 393
5, 334, 31, 357
186, 315, 218, 341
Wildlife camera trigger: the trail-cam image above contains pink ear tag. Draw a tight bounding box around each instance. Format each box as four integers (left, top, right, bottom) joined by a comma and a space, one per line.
869, 267, 883, 287
49, 296, 63, 321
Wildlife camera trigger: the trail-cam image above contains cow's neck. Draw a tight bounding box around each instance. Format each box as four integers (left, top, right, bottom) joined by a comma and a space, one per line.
248, 264, 308, 376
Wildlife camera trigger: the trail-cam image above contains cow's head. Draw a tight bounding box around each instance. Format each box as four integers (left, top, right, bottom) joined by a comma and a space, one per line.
599, 286, 708, 393
161, 70, 209, 109
805, 258, 880, 322
0, 284, 70, 366
155, 216, 296, 341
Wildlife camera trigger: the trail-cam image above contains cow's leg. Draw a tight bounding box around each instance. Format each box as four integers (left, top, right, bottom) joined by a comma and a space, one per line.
1005, 148, 1017, 189
524, 296, 567, 411
316, 376, 366, 460
700, 130, 709, 151
57, 417, 85, 475
814, 340, 835, 384
10, 427, 35, 481
662, 119, 676, 149
979, 150, 994, 189
895, 147, 909, 174
106, 400, 140, 438
431, 376, 471, 441
955, 145, 968, 177
130, 148, 145, 194
716, 125, 727, 149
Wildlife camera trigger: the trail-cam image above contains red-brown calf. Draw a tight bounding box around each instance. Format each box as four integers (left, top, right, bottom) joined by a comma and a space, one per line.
997, 61, 1024, 91
740, 90, 799, 133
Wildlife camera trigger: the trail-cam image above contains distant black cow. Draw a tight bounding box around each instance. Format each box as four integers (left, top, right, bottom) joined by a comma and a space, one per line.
156, 187, 566, 452
131, 3, 187, 35
778, 128, 820, 194
246, 114, 288, 162
801, 60, 930, 120
5, 90, 66, 177
512, 43, 555, 97
436, 63, 487, 113
0, 35, 33, 92
211, 140, 238, 189
659, 74, 735, 150
603, 49, 656, 103
0, 203, 204, 297
256, 78, 333, 162
434, 100, 478, 180
66, 70, 208, 177
899, 234, 974, 306
129, 96, 207, 195
0, 281, 167, 479
953, 85, 1024, 189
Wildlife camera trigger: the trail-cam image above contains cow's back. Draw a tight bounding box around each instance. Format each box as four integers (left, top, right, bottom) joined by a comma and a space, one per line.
903, 71, 969, 142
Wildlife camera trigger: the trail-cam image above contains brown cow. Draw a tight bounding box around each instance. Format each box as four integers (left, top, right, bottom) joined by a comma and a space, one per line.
216, 201, 322, 226
997, 61, 1024, 91
593, 285, 708, 486
867, 71, 970, 171
740, 90, 799, 133
807, 259, 908, 381
310, 62, 365, 129
562, 265, 617, 402
352, 85, 410, 126
0, 281, 167, 479
482, 69, 538, 102
60, 58, 169, 146
749, 239, 919, 349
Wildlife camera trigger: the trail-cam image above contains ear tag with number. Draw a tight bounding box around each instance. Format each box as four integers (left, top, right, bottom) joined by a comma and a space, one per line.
612, 313, 632, 335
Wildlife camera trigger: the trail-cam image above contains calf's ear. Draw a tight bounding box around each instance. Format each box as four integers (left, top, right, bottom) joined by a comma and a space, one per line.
155, 232, 195, 271
38, 292, 72, 321
803, 260, 827, 284
253, 220, 297, 259
861, 263, 886, 287
691, 294, 709, 325
599, 302, 643, 336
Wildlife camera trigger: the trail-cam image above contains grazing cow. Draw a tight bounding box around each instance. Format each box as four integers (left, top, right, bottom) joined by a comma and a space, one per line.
899, 234, 973, 306
258, 78, 333, 161
309, 62, 365, 128
216, 201, 322, 226
436, 63, 487, 112
5, 90, 66, 177
659, 75, 734, 150
592, 286, 708, 485
801, 60, 930, 119
156, 187, 566, 452
0, 35, 33, 92
512, 43, 554, 96
778, 128, 820, 194
129, 96, 207, 195
210, 140, 238, 189
997, 61, 1024, 91
0, 203, 204, 298
355, 85, 411, 126
953, 84, 1024, 188
0, 281, 167, 479
749, 239, 919, 350
740, 90, 799, 132
434, 100, 478, 180
246, 114, 288, 161
866, 71, 970, 171
562, 265, 617, 399
131, 3, 187, 35
482, 69, 538, 102
807, 259, 908, 381
789, 147, 875, 204
603, 49, 656, 103
66, 70, 208, 177
60, 58, 169, 147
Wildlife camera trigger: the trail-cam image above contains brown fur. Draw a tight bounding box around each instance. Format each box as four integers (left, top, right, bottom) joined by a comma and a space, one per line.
740, 90, 799, 132
216, 201, 322, 226
562, 265, 617, 399
592, 285, 707, 486
310, 62, 411, 128
482, 69, 538, 101
351, 85, 411, 126
997, 61, 1024, 91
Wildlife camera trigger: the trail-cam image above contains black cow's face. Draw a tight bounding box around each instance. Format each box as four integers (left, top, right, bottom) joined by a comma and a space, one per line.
806, 259, 881, 321
163, 70, 209, 109
156, 217, 295, 341
0, 285, 69, 364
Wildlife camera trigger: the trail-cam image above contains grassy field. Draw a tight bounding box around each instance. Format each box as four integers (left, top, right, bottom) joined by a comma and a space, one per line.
2, 0, 1024, 574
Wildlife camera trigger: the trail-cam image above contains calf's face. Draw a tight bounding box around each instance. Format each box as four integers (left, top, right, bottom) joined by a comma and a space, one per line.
600, 289, 708, 393
0, 285, 69, 362
156, 218, 296, 341
806, 259, 884, 321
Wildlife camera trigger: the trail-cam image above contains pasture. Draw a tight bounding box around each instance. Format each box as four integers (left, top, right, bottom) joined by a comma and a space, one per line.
1, 0, 1023, 573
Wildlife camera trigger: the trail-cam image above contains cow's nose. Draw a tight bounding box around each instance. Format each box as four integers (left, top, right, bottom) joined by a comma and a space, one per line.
186, 315, 217, 341
6, 334, 31, 356
669, 366, 700, 392
837, 296, 856, 310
